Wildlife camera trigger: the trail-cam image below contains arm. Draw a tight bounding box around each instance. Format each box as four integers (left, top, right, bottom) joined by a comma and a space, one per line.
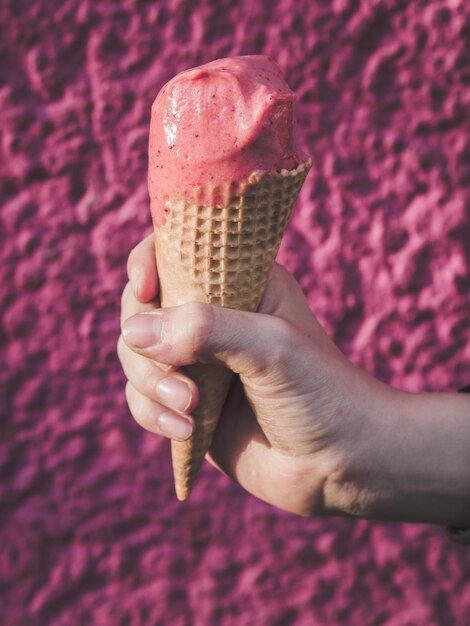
119, 234, 470, 528
324, 381, 470, 527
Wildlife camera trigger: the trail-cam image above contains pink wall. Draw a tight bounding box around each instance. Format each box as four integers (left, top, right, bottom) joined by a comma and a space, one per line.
2, 0, 470, 624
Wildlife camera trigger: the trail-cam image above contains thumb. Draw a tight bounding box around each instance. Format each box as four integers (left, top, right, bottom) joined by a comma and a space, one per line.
121, 302, 296, 380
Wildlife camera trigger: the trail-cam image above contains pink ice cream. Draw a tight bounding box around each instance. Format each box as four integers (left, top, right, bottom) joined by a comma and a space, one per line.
148, 55, 305, 225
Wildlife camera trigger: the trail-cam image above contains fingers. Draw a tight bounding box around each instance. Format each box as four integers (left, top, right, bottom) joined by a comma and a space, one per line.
117, 335, 198, 413
259, 263, 316, 328
125, 382, 194, 441
127, 232, 158, 302
121, 281, 159, 326
121, 302, 299, 379
118, 283, 199, 440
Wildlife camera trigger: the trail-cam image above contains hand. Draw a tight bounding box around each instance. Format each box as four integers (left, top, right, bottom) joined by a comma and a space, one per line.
118, 234, 470, 526
118, 234, 381, 516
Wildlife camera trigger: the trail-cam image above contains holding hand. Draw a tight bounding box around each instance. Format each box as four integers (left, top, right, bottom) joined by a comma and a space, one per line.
118, 234, 470, 528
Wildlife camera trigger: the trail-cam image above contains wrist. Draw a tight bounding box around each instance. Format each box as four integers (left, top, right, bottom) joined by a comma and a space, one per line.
324, 378, 470, 526
321, 368, 396, 520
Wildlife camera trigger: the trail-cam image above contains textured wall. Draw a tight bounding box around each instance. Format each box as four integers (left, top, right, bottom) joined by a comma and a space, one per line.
1, 0, 470, 624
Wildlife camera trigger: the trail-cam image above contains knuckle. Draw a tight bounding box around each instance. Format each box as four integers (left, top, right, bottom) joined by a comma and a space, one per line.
125, 382, 145, 425
267, 316, 299, 362
268, 315, 291, 341
127, 244, 138, 274
116, 334, 126, 362
121, 281, 133, 313
124, 381, 134, 409
182, 302, 215, 359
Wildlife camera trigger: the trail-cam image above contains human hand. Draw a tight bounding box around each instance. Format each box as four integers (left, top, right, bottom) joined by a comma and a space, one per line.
118, 234, 470, 526
118, 234, 382, 516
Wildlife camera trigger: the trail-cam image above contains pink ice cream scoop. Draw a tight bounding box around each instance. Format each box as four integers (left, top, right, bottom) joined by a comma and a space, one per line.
148, 55, 306, 225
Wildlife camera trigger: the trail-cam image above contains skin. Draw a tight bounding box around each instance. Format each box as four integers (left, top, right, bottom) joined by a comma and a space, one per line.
118, 234, 470, 527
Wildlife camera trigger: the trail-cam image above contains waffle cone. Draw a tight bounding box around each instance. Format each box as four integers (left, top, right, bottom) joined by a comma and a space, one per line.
153, 160, 311, 500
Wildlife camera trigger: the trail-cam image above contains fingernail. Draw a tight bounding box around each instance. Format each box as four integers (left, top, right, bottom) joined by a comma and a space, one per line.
157, 377, 192, 413
122, 313, 162, 347
158, 412, 193, 441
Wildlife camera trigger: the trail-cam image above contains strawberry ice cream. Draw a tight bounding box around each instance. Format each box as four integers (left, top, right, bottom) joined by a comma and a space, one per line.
148, 55, 306, 225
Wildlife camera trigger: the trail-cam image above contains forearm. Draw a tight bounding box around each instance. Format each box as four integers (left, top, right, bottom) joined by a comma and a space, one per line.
325, 377, 470, 526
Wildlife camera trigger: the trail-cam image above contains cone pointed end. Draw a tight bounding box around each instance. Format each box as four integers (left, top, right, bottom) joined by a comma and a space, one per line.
175, 481, 192, 501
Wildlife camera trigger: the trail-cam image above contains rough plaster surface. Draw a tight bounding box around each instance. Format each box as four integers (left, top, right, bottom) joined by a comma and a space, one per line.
1, 0, 470, 624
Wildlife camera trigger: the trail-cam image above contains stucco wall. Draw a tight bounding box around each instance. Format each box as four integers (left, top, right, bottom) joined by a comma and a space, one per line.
2, 0, 470, 624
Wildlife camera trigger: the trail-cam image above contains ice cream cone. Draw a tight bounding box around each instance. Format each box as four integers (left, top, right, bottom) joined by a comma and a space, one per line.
153, 159, 311, 500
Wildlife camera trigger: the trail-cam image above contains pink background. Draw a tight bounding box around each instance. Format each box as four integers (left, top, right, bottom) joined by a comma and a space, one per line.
2, 0, 470, 624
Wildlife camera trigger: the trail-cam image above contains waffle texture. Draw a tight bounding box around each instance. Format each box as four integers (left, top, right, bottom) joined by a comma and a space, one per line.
154, 160, 311, 500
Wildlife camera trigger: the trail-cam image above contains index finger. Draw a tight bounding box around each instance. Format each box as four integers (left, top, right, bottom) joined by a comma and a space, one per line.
127, 232, 159, 303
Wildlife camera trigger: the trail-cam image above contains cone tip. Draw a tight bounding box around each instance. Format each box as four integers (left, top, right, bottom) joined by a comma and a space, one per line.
175, 482, 192, 501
